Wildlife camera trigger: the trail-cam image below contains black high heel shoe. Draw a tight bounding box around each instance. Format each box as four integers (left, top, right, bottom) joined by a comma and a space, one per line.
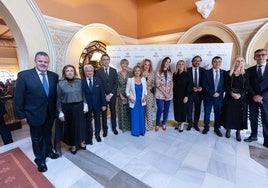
80, 142, 86, 150
70, 147, 77, 155
236, 131, 241, 142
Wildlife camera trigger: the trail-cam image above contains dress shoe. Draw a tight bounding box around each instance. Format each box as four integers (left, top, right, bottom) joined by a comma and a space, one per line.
162, 125, 166, 131
88, 140, 93, 145
155, 126, 159, 132
46, 151, 59, 159
113, 129, 118, 135
263, 142, 268, 148
202, 129, 209, 134
244, 136, 257, 142
236, 131, 241, 142
214, 129, 223, 137
186, 125, 192, 131
225, 129, 231, 138
37, 163, 47, 173
193, 125, 200, 132
103, 130, 107, 137
95, 135, 101, 142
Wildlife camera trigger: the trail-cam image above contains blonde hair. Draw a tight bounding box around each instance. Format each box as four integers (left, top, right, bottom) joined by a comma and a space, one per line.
140, 59, 153, 73
229, 55, 246, 76
175, 60, 187, 74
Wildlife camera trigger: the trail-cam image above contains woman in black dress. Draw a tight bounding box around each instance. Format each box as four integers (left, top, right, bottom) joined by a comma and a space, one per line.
173, 60, 192, 132
222, 56, 249, 141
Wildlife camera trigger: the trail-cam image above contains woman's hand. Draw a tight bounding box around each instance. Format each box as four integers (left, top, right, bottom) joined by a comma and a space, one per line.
183, 97, 188, 103
59, 116, 65, 122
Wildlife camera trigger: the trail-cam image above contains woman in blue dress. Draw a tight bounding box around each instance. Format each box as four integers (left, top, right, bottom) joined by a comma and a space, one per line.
126, 66, 147, 136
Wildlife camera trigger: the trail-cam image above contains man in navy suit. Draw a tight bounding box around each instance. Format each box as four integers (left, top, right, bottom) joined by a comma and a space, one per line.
187, 55, 205, 131
14, 51, 59, 172
244, 49, 268, 148
202, 56, 225, 137
96, 54, 118, 136
82, 64, 106, 143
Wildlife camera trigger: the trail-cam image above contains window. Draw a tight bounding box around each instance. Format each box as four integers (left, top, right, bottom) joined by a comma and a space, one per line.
0, 70, 14, 83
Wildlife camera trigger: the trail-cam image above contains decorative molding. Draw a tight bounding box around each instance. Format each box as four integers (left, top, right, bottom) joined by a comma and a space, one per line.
26, 0, 56, 71
246, 21, 268, 67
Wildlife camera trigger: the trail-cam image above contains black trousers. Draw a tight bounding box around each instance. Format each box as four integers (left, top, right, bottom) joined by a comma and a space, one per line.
29, 118, 54, 165
101, 97, 117, 131
0, 116, 13, 145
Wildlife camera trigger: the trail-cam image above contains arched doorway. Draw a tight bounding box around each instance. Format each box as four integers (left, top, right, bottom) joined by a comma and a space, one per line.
66, 23, 125, 76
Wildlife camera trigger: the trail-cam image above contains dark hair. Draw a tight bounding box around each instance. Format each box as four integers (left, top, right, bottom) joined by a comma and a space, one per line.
254, 49, 267, 55
61, 64, 78, 79
191, 55, 202, 63
34, 51, 49, 61
159, 57, 171, 74
211, 56, 222, 63
101, 53, 110, 60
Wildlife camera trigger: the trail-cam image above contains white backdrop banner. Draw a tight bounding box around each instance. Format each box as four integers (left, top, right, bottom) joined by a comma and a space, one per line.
107, 43, 233, 71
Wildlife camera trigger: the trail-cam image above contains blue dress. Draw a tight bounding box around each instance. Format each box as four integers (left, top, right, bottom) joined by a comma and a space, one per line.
130, 83, 145, 136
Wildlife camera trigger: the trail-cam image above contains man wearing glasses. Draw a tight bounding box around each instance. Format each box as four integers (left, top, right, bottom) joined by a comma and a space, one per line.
245, 49, 268, 148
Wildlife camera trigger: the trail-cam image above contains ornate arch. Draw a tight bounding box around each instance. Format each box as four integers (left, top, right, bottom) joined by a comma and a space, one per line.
178, 21, 242, 58
0, 0, 55, 71
66, 23, 125, 71
246, 21, 268, 67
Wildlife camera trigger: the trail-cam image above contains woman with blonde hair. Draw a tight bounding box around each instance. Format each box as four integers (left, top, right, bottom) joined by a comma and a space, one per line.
140, 59, 155, 131
172, 60, 192, 132
117, 59, 132, 132
222, 55, 249, 141
155, 57, 173, 131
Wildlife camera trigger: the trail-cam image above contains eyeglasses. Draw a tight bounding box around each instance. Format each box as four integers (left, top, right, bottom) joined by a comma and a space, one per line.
255, 54, 267, 57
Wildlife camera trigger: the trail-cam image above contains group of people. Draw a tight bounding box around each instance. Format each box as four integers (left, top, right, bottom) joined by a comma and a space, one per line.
10, 48, 268, 173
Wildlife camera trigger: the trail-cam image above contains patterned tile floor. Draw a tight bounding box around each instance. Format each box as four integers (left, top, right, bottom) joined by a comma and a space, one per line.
0, 125, 268, 188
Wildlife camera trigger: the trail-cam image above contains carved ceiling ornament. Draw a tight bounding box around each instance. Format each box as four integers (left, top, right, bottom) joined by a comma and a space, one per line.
195, 0, 215, 19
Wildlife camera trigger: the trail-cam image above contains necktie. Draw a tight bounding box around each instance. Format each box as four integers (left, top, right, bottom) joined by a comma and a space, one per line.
194, 68, 198, 87
41, 72, 49, 96
105, 68, 108, 78
89, 78, 92, 91
214, 70, 219, 92
257, 65, 263, 81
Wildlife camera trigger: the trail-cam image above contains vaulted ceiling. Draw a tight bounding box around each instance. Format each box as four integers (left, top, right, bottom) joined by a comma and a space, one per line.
0, 17, 14, 41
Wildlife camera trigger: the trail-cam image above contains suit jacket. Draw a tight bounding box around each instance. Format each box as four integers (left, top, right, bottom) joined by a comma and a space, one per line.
96, 67, 118, 96
247, 64, 268, 101
187, 67, 205, 88
202, 68, 225, 99
14, 68, 59, 126
82, 77, 106, 111
125, 77, 147, 108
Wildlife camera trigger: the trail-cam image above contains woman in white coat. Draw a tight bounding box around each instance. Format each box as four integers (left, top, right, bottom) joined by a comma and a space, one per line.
126, 65, 147, 136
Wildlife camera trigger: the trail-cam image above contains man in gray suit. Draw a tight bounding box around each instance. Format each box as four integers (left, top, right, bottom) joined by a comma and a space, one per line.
14, 51, 59, 172
96, 54, 118, 137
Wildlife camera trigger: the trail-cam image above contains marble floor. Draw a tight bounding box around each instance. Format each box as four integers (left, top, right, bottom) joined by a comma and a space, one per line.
0, 125, 268, 188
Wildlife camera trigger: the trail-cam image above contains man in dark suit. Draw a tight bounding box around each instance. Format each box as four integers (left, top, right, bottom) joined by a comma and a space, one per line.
82, 64, 106, 143
187, 55, 205, 131
202, 56, 225, 137
14, 51, 59, 172
0, 99, 13, 145
244, 49, 268, 148
96, 54, 118, 136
